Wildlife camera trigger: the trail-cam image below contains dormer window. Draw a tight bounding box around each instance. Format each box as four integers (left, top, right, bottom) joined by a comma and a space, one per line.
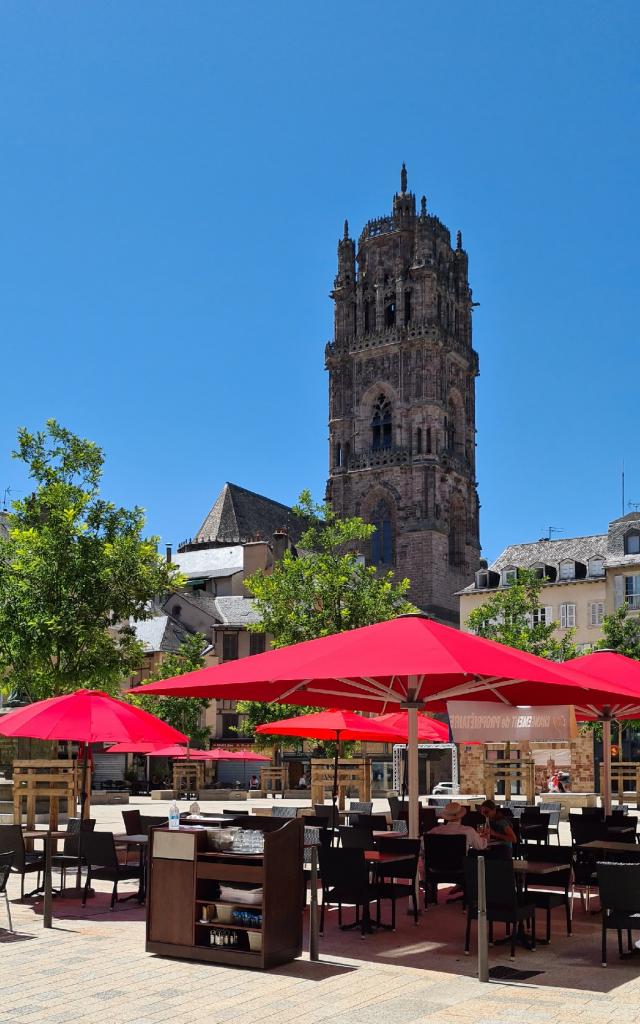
531, 563, 545, 581
559, 560, 575, 581
501, 567, 517, 587
475, 571, 489, 589
588, 557, 604, 577
624, 531, 640, 555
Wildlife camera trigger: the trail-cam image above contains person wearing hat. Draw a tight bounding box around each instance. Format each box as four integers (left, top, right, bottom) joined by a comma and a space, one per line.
430, 801, 488, 851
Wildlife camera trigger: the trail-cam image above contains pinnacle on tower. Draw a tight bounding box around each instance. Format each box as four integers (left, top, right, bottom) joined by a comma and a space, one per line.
400, 162, 408, 194
420, 195, 427, 216
344, 219, 349, 239
456, 230, 462, 251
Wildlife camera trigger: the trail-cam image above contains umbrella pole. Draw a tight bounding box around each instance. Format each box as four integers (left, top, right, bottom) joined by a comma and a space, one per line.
602, 712, 612, 817
75, 741, 89, 894
332, 733, 340, 827
403, 689, 420, 840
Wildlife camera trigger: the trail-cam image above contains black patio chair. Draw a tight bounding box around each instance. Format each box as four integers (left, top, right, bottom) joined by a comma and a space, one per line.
399, 805, 438, 834
569, 814, 606, 848
0, 851, 14, 932
51, 817, 96, 889
314, 804, 340, 828
138, 815, 168, 835
121, 809, 142, 835
355, 814, 389, 833
423, 833, 467, 907
0, 824, 45, 898
338, 826, 374, 850
523, 843, 573, 942
375, 836, 421, 928
597, 861, 640, 966
581, 806, 605, 819
347, 801, 373, 826
81, 831, 143, 909
318, 846, 376, 937
461, 811, 485, 829
464, 857, 536, 961
520, 808, 549, 846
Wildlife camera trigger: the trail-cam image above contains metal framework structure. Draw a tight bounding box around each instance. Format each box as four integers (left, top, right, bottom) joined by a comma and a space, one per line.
392, 742, 458, 793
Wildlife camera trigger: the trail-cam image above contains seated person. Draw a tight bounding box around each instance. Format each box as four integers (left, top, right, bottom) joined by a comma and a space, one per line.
430, 801, 488, 851
248, 774, 260, 790
296, 772, 308, 789
479, 799, 517, 847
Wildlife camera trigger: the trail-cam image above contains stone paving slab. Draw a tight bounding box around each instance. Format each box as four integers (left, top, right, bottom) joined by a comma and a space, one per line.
3, 796, 640, 1024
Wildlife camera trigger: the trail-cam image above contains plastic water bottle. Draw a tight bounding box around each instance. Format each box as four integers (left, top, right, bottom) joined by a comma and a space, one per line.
168, 801, 180, 831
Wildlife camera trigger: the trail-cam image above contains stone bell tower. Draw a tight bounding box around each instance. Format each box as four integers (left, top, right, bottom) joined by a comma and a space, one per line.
325, 165, 481, 625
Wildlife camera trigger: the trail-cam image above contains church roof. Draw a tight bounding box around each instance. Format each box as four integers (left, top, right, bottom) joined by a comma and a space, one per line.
191, 482, 303, 547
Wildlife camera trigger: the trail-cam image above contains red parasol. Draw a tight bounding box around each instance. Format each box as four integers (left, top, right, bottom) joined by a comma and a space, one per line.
0, 689, 187, 818
133, 615, 636, 835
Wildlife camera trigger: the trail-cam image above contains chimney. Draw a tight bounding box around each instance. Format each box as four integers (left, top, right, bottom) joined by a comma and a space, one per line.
166, 543, 172, 563
272, 528, 288, 563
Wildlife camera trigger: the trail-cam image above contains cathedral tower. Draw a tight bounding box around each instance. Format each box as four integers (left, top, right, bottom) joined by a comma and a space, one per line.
325, 166, 480, 624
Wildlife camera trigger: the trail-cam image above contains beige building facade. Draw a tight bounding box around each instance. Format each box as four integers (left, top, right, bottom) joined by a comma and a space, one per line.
459, 512, 640, 649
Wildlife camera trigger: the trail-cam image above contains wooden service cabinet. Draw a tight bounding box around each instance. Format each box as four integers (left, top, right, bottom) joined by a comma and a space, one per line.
146, 820, 304, 970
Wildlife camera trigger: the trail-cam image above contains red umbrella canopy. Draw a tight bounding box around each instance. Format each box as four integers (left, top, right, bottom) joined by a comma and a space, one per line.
255, 709, 407, 742
105, 742, 214, 758
372, 711, 449, 742
217, 749, 271, 762
563, 652, 640, 718
132, 615, 636, 713
0, 690, 188, 745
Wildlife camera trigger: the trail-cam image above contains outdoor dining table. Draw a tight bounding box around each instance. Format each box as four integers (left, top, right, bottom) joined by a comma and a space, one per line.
113, 833, 148, 901
578, 839, 640, 855
606, 825, 637, 840
22, 829, 67, 928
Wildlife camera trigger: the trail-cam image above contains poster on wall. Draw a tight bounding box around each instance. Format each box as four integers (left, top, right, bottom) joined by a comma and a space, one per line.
447, 702, 578, 743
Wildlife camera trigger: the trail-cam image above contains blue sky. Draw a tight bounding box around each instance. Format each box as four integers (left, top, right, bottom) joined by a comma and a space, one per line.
1, 2, 638, 564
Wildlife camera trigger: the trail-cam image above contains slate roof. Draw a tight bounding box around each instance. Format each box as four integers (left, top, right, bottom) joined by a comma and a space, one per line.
130, 612, 192, 654
490, 534, 607, 573
189, 482, 304, 547
171, 545, 244, 579
212, 596, 261, 628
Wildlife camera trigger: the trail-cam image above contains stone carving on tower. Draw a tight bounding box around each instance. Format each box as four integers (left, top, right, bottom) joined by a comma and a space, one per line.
325, 166, 481, 625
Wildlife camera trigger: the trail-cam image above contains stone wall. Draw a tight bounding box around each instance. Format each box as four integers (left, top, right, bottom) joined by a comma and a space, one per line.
458, 731, 595, 797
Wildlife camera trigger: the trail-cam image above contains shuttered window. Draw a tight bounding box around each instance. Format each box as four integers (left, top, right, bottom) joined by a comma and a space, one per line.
560, 603, 576, 629
589, 602, 604, 627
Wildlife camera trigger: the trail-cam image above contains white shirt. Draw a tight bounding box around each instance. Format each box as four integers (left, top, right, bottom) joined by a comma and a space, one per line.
429, 821, 488, 851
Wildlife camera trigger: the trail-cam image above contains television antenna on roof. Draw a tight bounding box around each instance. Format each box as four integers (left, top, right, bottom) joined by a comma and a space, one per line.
543, 526, 564, 540
628, 501, 640, 513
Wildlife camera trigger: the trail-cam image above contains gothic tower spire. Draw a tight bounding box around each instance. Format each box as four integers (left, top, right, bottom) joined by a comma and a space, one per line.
325, 172, 480, 625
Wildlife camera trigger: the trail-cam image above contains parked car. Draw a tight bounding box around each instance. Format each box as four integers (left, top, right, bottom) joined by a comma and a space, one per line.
432, 781, 455, 796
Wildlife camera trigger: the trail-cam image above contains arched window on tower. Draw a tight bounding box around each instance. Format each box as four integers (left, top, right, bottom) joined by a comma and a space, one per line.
370, 500, 393, 565
448, 504, 466, 569
416, 427, 422, 454
404, 290, 412, 324
371, 395, 392, 450
426, 427, 432, 454
384, 299, 396, 327
333, 443, 342, 469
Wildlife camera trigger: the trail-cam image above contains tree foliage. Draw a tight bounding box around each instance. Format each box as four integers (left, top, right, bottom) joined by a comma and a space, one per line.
244, 490, 415, 647
597, 604, 640, 660
0, 420, 182, 701
130, 632, 211, 748
465, 568, 578, 661
239, 490, 416, 748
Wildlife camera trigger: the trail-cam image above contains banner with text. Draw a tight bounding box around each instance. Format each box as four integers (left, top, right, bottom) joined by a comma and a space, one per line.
447, 702, 578, 742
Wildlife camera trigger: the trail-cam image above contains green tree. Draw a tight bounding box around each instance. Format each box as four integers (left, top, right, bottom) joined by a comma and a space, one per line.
245, 490, 415, 647
131, 632, 211, 748
239, 490, 416, 747
597, 604, 640, 660
465, 567, 578, 661
0, 420, 181, 701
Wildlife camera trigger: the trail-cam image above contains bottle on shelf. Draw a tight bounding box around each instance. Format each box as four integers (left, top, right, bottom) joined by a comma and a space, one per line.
168, 801, 180, 830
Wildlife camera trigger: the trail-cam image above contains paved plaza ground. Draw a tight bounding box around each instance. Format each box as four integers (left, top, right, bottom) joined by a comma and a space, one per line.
3, 797, 640, 1024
